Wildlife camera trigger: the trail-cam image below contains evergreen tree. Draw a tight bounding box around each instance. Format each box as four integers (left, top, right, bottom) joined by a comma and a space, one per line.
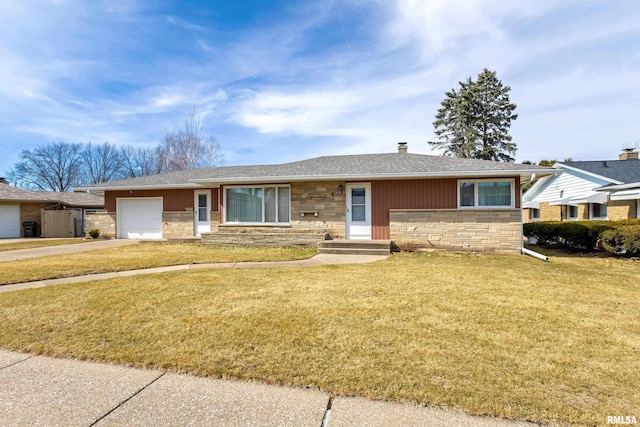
430, 69, 518, 162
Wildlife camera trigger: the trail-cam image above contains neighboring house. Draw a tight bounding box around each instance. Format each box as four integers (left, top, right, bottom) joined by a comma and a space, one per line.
76, 143, 551, 253
522, 150, 640, 222
0, 179, 104, 238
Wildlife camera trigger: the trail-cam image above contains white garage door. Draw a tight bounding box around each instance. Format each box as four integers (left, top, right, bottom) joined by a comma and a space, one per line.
0, 204, 20, 238
117, 198, 163, 239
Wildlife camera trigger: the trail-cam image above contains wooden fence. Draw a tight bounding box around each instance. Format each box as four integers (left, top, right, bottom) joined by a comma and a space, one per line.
41, 209, 83, 238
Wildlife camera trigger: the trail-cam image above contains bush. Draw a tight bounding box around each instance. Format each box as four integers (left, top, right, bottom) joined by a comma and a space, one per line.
524, 220, 616, 251
87, 228, 101, 239
601, 225, 640, 256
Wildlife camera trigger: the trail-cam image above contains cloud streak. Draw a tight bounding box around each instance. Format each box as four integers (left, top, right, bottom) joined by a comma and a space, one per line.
0, 0, 639, 177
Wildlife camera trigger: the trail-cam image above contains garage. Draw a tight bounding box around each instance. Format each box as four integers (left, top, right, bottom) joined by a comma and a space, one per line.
117, 198, 163, 239
0, 204, 20, 238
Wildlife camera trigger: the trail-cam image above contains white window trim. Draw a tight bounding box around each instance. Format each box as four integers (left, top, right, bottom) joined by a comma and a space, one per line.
457, 178, 516, 209
223, 184, 291, 225
567, 205, 579, 220
589, 203, 608, 220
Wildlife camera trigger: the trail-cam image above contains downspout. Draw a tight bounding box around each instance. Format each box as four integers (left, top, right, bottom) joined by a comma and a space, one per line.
520, 173, 548, 261
522, 246, 548, 261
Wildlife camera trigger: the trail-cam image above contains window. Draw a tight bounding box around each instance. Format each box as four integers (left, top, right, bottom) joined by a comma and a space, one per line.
591, 203, 607, 219
567, 205, 578, 220
530, 208, 540, 220
458, 179, 514, 208
225, 186, 290, 224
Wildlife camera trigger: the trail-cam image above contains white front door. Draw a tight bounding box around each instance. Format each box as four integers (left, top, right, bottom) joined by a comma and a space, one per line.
194, 190, 211, 235
346, 183, 371, 240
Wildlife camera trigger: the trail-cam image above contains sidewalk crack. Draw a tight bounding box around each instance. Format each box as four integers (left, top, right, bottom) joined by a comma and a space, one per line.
320, 395, 334, 427
88, 372, 165, 426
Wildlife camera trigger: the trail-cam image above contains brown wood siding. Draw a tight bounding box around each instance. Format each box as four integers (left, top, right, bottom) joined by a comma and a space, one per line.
105, 189, 219, 212
371, 177, 521, 239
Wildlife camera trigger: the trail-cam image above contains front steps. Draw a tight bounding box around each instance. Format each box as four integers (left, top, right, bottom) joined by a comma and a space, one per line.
317, 240, 391, 256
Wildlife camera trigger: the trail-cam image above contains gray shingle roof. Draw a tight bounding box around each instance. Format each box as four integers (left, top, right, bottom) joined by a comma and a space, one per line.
0, 183, 103, 207
562, 159, 640, 184
77, 153, 551, 191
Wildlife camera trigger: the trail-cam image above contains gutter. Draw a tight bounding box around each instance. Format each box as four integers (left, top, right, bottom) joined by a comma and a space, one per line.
190, 169, 554, 185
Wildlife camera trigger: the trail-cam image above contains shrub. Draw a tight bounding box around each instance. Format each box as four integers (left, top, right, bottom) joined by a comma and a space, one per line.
524, 220, 615, 251
601, 225, 640, 256
87, 228, 101, 239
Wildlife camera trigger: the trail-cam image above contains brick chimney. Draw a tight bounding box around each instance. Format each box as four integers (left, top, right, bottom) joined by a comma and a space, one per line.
619, 149, 639, 160
397, 142, 408, 154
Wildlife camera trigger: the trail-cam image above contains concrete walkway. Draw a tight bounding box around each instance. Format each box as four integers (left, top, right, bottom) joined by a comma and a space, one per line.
0, 253, 389, 293
0, 350, 540, 427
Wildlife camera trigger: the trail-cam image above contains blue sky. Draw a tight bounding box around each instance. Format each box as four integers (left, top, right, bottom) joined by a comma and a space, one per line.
1, 0, 639, 178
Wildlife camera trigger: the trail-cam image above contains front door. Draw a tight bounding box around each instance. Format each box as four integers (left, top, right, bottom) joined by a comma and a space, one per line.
194, 190, 211, 235
346, 183, 371, 239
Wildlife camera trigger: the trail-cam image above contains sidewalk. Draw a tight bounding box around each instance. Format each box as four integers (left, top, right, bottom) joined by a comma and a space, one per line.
0, 350, 539, 427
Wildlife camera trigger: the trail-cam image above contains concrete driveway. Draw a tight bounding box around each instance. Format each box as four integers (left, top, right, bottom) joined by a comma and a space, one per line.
0, 239, 140, 262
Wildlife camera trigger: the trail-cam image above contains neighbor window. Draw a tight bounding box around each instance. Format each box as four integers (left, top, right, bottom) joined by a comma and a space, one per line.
225, 186, 290, 224
458, 179, 514, 208
530, 208, 540, 220
590, 203, 607, 219
567, 205, 578, 220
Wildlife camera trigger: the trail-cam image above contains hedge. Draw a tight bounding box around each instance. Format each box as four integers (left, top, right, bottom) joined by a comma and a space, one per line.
600, 225, 640, 256
524, 219, 640, 255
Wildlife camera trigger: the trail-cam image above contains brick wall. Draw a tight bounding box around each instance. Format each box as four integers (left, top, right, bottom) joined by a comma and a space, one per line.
608, 199, 636, 220
389, 209, 522, 254
19, 203, 49, 237
539, 202, 561, 221
85, 212, 116, 238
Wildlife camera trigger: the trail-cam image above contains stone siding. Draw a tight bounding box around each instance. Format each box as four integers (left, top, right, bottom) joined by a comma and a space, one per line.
289, 181, 346, 238
162, 212, 194, 237
85, 212, 116, 238
202, 226, 327, 246
390, 209, 522, 254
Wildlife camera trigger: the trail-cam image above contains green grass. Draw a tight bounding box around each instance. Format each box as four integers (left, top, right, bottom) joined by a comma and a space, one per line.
0, 238, 86, 252
0, 243, 316, 285
0, 252, 638, 426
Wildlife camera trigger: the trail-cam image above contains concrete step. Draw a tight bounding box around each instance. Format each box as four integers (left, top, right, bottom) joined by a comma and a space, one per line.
166, 237, 202, 244
317, 240, 391, 255
317, 247, 391, 256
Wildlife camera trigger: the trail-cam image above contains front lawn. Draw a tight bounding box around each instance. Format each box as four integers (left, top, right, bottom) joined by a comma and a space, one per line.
0, 243, 316, 285
0, 252, 637, 426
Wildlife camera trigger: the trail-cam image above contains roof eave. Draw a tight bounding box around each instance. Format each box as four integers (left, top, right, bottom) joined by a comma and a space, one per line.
190, 169, 551, 185
74, 183, 204, 192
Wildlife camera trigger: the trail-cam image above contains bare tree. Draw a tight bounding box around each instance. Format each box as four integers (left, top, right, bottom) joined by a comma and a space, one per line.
158, 109, 223, 172
82, 142, 126, 184
120, 145, 163, 178
8, 141, 83, 191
